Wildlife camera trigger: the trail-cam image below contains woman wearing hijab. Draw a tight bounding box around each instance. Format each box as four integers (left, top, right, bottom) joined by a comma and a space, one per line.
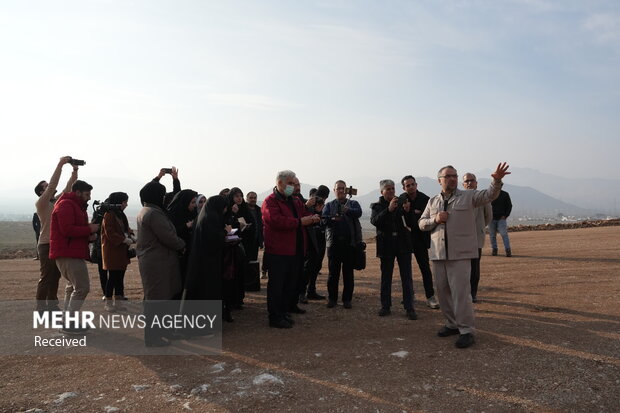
101, 192, 135, 312
226, 187, 257, 309
166, 189, 198, 287
137, 181, 186, 347
184, 195, 232, 322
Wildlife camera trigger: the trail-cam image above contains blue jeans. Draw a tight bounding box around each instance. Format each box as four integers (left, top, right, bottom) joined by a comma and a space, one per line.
488, 219, 511, 251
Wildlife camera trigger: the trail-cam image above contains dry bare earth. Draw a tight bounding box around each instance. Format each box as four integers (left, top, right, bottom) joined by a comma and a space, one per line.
0, 226, 619, 413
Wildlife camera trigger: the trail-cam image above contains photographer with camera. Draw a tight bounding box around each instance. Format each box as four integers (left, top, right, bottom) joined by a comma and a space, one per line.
50, 180, 100, 333
100, 192, 135, 312
371, 179, 417, 320
152, 166, 181, 208
323, 180, 363, 309
34, 156, 78, 312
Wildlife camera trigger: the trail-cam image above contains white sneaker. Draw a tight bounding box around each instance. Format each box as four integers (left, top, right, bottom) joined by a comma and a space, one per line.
104, 298, 116, 312
426, 296, 440, 309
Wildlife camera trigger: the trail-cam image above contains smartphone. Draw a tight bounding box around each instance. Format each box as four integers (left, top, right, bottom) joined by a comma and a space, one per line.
162, 168, 173, 174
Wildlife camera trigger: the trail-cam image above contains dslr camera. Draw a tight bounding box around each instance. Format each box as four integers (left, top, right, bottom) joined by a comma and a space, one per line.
91, 200, 124, 224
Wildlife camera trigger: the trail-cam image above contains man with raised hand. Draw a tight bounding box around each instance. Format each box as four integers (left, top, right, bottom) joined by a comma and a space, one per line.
34, 156, 78, 312
419, 163, 510, 348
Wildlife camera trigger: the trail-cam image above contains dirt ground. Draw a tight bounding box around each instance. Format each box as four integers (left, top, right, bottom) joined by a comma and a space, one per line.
1, 226, 619, 413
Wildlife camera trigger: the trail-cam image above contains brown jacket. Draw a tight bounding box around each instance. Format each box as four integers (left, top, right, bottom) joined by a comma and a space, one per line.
136, 204, 186, 300
419, 180, 502, 261
102, 211, 130, 271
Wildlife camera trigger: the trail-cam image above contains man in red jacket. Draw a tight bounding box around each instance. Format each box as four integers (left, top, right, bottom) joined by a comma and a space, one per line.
262, 170, 320, 328
50, 180, 100, 332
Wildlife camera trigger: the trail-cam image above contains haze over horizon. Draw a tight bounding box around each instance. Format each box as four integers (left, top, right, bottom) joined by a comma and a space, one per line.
1, 1, 619, 206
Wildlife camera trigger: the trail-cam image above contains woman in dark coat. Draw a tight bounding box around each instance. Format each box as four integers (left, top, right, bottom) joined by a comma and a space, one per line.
101, 192, 134, 312
226, 188, 257, 309
183, 195, 231, 321
166, 189, 198, 287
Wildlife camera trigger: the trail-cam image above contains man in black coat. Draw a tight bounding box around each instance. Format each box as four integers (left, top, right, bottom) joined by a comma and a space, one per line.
399, 175, 439, 309
371, 179, 417, 320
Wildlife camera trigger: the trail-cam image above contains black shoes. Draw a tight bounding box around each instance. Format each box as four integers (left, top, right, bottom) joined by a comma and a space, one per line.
492, 248, 498, 256
326, 300, 336, 308
343, 301, 352, 309
284, 314, 295, 325
455, 333, 475, 348
306, 292, 325, 300
437, 326, 460, 337
378, 308, 391, 317
506, 249, 512, 257
289, 306, 306, 314
269, 319, 293, 329
406, 309, 418, 320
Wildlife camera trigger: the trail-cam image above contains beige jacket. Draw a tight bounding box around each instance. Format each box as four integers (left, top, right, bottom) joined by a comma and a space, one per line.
35, 166, 77, 245
419, 180, 502, 261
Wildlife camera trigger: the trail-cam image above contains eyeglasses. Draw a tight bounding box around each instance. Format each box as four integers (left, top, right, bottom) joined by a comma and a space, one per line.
439, 174, 458, 179
463, 179, 476, 183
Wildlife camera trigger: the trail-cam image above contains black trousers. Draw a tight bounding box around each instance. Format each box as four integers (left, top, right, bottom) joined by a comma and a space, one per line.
470, 248, 482, 299
380, 252, 414, 310
412, 239, 434, 298
327, 244, 355, 303
303, 242, 326, 295
98, 261, 125, 297
104, 270, 126, 298
266, 254, 302, 322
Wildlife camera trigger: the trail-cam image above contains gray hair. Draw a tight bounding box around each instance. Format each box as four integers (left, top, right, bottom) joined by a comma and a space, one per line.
276, 170, 296, 182
463, 172, 477, 181
437, 165, 457, 178
379, 179, 395, 191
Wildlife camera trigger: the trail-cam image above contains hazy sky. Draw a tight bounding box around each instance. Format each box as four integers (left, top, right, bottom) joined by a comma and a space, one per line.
1, 0, 619, 202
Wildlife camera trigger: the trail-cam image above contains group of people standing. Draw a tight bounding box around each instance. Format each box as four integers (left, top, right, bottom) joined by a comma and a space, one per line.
34, 156, 511, 349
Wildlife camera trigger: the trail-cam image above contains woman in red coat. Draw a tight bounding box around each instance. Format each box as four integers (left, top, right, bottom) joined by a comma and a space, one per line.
101, 192, 135, 312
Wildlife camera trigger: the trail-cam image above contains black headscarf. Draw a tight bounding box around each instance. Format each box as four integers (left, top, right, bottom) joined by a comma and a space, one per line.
167, 189, 199, 222
107, 192, 130, 231
140, 181, 166, 208
166, 189, 198, 247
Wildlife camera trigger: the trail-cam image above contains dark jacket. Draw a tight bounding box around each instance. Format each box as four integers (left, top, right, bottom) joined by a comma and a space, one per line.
49, 192, 91, 260
184, 196, 228, 300
262, 188, 311, 256
247, 205, 264, 246
491, 190, 512, 220
370, 197, 413, 258
398, 191, 431, 249
323, 199, 363, 250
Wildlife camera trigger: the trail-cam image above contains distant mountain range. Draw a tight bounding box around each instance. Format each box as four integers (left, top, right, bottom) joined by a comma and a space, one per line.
2, 169, 618, 221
